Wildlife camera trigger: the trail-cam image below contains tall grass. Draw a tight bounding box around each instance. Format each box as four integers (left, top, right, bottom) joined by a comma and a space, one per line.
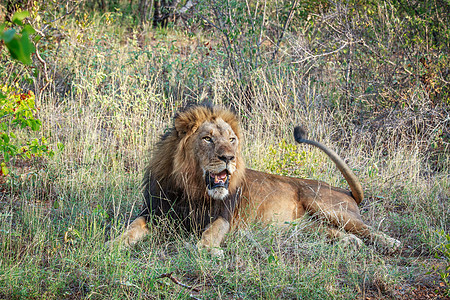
0, 10, 448, 299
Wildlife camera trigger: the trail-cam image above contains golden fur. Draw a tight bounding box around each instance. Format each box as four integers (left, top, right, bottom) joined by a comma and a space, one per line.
108, 104, 401, 255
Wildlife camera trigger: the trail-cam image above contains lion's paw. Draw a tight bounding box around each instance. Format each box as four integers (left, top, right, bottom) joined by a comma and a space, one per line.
209, 247, 225, 259
379, 236, 402, 254
340, 233, 364, 251
105, 237, 130, 251
369, 232, 402, 254
105, 239, 120, 250
196, 241, 225, 259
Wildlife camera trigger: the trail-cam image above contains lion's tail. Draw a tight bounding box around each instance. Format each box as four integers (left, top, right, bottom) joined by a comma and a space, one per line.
293, 126, 364, 204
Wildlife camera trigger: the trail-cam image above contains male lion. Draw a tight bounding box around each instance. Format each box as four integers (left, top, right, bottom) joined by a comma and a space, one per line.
109, 104, 401, 255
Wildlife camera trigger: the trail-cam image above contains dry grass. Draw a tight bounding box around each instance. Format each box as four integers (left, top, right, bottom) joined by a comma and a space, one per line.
0, 10, 448, 299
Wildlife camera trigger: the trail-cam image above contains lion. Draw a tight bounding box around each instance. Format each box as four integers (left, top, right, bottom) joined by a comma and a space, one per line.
108, 104, 401, 255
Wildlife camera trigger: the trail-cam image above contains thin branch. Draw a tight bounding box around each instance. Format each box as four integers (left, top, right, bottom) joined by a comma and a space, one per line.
272, 0, 299, 61
292, 42, 348, 64
32, 1, 82, 38
250, 0, 267, 69
34, 46, 48, 82
27, 23, 49, 85
31, 27, 50, 104
209, 2, 240, 79
156, 272, 200, 293
41, 0, 84, 33
29, 1, 82, 104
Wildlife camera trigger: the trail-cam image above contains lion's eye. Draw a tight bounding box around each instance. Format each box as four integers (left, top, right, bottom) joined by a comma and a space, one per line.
203, 136, 212, 143
229, 137, 236, 143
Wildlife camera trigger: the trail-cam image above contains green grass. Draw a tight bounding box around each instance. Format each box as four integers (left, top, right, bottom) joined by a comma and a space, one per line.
0, 8, 449, 299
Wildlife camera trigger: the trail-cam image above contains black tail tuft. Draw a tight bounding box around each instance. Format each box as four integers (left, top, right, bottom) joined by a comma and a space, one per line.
294, 126, 307, 143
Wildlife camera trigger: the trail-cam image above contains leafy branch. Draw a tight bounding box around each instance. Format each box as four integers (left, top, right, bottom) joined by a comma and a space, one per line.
0, 11, 54, 176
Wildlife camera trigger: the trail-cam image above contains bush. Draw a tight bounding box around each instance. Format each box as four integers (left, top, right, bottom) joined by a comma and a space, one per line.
0, 10, 53, 176
437, 230, 450, 296
0, 84, 53, 175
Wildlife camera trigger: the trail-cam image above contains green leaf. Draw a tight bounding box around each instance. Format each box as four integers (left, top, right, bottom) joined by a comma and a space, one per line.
5, 31, 35, 65
1, 163, 9, 176
57, 142, 65, 152
12, 11, 30, 26
1, 133, 10, 144
268, 253, 278, 264
47, 149, 54, 158
2, 29, 16, 43
19, 32, 35, 64
22, 24, 36, 35
31, 119, 41, 131
4, 152, 10, 163
53, 200, 60, 209
6, 38, 27, 64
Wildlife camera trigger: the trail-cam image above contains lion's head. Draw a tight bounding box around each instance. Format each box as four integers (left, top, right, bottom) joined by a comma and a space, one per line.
147, 104, 245, 202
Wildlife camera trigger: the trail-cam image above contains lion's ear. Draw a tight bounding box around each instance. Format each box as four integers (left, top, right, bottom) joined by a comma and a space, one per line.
174, 113, 198, 137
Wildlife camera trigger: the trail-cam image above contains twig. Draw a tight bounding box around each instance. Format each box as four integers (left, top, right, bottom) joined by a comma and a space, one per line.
34, 45, 48, 82
211, 1, 241, 79
292, 42, 348, 64
41, 1, 84, 33
193, 8, 221, 31
30, 1, 82, 104
33, 44, 50, 105
272, 0, 299, 61
382, 170, 408, 184
255, 0, 267, 69
156, 272, 200, 293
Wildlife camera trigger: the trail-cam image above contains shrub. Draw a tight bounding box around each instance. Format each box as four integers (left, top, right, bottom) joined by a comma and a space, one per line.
0, 84, 53, 175
437, 230, 450, 296
0, 10, 53, 176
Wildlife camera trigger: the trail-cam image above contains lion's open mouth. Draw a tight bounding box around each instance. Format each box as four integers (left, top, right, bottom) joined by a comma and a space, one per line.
205, 170, 230, 190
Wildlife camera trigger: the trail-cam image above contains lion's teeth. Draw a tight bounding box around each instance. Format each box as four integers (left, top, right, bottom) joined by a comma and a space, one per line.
209, 171, 228, 184
214, 175, 223, 183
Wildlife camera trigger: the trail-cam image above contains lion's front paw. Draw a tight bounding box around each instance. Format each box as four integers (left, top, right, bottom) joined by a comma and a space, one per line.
105, 236, 130, 250
382, 237, 402, 254
371, 232, 402, 254
105, 239, 121, 250
368, 232, 402, 254
209, 247, 225, 259
340, 233, 364, 251
196, 241, 225, 259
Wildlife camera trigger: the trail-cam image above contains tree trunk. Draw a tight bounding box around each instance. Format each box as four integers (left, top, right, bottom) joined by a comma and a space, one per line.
152, 0, 162, 27
138, 0, 151, 23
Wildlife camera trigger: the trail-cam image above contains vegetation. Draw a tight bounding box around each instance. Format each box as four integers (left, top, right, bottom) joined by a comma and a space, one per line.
0, 0, 448, 298
0, 10, 52, 176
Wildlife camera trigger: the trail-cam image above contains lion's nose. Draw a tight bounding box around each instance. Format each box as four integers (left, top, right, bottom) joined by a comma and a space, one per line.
218, 155, 235, 164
